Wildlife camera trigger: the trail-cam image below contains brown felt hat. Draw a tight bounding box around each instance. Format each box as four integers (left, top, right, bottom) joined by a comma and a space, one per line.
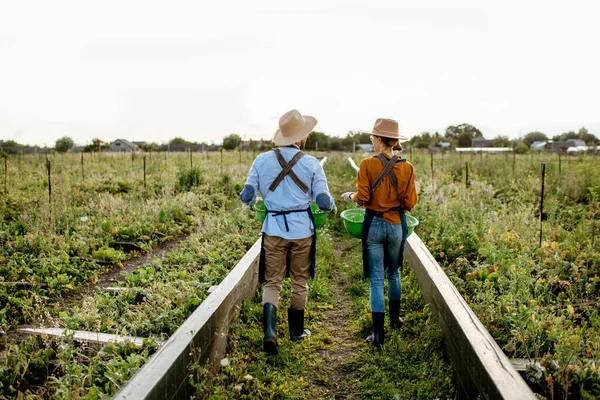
365, 118, 408, 141
273, 109, 318, 146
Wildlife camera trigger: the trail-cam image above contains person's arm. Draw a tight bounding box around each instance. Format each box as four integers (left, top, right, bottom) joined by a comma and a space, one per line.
312, 162, 335, 211
352, 159, 371, 206
400, 164, 418, 211
240, 160, 260, 206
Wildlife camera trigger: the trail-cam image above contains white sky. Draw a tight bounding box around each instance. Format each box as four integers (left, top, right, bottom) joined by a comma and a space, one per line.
1, 0, 599, 146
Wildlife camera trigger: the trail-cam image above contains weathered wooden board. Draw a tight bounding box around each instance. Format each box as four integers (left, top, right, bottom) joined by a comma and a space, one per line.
19, 327, 148, 347
405, 233, 536, 400
113, 238, 262, 400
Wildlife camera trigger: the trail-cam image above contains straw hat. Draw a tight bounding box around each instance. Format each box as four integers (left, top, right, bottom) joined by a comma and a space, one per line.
365, 118, 408, 141
273, 110, 318, 146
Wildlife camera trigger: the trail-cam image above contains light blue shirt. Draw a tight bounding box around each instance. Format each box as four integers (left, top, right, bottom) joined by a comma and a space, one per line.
240, 146, 335, 240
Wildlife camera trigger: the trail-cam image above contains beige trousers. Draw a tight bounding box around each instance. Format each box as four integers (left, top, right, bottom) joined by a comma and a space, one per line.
261, 234, 313, 310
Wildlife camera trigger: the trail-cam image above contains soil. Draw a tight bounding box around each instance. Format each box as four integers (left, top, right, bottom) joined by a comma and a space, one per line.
307, 238, 362, 399
9, 234, 189, 341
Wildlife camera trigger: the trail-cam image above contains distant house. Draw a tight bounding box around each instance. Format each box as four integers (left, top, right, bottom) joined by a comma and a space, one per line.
357, 143, 374, 152
472, 138, 492, 148
71, 145, 84, 153
455, 147, 512, 153
546, 140, 586, 153
530, 141, 547, 150
110, 139, 139, 152
241, 140, 266, 150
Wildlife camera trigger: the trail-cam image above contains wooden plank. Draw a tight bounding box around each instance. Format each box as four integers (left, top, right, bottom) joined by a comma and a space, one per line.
113, 238, 262, 400
347, 157, 359, 172
103, 287, 135, 293
19, 327, 148, 347
404, 233, 537, 400
206, 285, 218, 295
510, 359, 543, 373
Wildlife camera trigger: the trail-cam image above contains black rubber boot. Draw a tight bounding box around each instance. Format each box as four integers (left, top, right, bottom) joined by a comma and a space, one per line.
288, 308, 311, 341
263, 303, 279, 355
366, 312, 385, 347
389, 301, 404, 329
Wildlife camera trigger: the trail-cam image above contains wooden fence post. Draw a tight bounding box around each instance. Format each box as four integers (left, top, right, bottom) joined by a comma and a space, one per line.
539, 163, 546, 246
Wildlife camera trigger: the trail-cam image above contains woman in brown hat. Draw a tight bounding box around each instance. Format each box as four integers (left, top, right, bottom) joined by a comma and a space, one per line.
341, 118, 418, 347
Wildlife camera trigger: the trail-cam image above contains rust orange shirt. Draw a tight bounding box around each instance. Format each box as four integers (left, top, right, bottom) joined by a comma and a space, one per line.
354, 154, 418, 224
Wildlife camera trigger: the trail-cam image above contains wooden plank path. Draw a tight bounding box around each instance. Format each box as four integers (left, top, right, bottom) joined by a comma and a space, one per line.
112, 155, 537, 399
113, 157, 328, 400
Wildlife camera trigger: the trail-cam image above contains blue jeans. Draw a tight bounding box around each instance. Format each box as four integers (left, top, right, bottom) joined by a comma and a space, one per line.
367, 217, 403, 313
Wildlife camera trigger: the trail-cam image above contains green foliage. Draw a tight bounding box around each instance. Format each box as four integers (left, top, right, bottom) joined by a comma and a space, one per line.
552, 127, 599, 145
169, 137, 193, 145
457, 131, 472, 147
83, 138, 109, 152
514, 143, 529, 154
523, 131, 548, 146
54, 136, 75, 153
92, 246, 125, 264
305, 131, 329, 151
445, 123, 483, 141
176, 168, 204, 192
222, 134, 242, 150
491, 135, 512, 147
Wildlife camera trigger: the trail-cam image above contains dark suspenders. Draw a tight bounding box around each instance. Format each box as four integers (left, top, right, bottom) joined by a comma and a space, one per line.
268, 149, 309, 193
370, 153, 399, 192
264, 148, 312, 232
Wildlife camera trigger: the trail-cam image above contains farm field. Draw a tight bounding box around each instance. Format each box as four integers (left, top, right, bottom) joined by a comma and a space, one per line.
1, 149, 598, 399
0, 151, 259, 398
193, 151, 599, 399
401, 150, 599, 399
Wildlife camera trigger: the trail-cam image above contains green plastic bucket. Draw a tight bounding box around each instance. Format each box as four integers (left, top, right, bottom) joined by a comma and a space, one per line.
252, 200, 330, 229
340, 208, 419, 239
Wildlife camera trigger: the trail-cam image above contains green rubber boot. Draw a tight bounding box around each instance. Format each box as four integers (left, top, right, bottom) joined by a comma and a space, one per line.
263, 303, 279, 355
366, 312, 385, 347
288, 307, 311, 342
389, 301, 404, 329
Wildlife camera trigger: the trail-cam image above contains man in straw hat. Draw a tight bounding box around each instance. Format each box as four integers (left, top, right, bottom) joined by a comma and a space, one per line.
341, 118, 417, 347
240, 109, 335, 354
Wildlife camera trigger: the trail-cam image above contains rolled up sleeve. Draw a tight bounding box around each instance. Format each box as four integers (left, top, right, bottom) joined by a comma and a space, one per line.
240, 162, 260, 206
312, 163, 334, 211
353, 159, 371, 206
400, 165, 418, 211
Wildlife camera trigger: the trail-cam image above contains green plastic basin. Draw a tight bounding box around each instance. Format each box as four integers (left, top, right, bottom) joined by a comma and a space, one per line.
340, 208, 419, 239
252, 200, 330, 229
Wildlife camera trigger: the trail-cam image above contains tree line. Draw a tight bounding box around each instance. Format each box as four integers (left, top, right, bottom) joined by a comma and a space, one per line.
1, 124, 598, 155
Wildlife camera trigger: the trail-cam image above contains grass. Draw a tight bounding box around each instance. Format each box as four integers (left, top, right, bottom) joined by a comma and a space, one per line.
190, 158, 456, 399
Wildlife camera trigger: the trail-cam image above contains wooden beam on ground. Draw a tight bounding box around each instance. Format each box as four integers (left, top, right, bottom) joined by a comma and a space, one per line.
103, 287, 132, 293
510, 359, 543, 373
404, 233, 536, 400
113, 238, 262, 400
19, 328, 148, 347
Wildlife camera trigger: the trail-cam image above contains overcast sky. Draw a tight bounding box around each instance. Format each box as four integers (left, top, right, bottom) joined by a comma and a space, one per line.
1, 0, 599, 146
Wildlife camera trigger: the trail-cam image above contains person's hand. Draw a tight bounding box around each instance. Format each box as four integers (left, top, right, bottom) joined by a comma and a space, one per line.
341, 192, 354, 202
